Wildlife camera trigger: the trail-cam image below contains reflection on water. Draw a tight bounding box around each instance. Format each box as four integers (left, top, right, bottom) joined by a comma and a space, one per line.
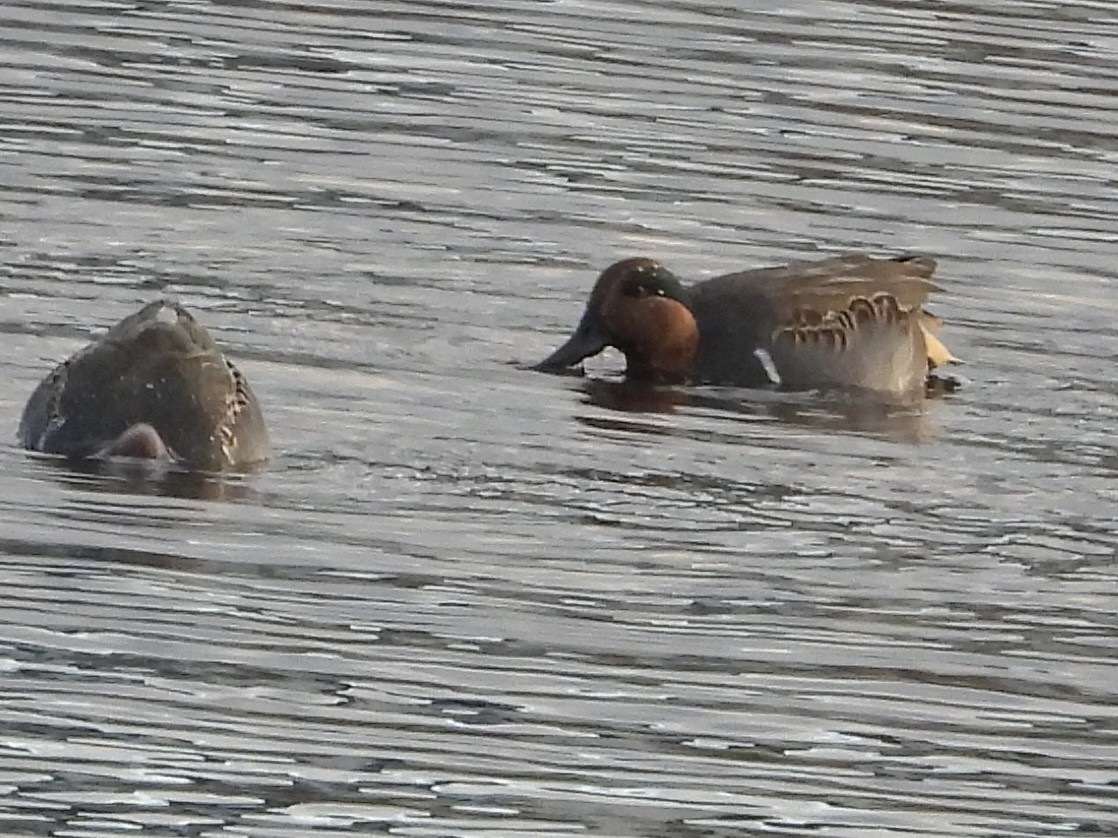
581, 377, 689, 414
1, 0, 1117, 835
25, 454, 263, 502
578, 377, 944, 442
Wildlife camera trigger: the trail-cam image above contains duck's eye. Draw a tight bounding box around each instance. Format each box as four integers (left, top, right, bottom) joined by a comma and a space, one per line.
621, 278, 664, 299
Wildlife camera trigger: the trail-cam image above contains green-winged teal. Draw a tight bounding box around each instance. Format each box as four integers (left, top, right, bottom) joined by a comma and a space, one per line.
534, 253, 958, 395
19, 300, 270, 470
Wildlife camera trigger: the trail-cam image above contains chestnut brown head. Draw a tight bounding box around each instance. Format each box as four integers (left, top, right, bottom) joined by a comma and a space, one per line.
534, 258, 698, 382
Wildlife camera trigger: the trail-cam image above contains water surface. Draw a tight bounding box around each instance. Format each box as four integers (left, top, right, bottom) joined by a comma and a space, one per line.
1, 1, 1116, 835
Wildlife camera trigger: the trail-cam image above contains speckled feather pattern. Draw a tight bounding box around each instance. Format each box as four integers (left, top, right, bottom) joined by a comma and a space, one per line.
19, 300, 270, 470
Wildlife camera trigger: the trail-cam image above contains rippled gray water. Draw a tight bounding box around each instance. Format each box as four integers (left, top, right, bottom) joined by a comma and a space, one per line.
1, 1, 1116, 835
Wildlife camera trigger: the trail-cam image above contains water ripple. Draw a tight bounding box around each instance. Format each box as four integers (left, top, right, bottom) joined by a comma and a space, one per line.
2, 0, 1117, 835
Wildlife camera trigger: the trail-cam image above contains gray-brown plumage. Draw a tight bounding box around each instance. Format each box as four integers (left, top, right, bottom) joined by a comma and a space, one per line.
19, 300, 270, 471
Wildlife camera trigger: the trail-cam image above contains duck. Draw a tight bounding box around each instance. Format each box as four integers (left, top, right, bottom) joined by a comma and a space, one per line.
533, 253, 958, 395
19, 299, 270, 471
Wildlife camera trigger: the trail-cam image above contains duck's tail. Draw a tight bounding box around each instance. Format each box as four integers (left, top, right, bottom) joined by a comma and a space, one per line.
918, 311, 961, 369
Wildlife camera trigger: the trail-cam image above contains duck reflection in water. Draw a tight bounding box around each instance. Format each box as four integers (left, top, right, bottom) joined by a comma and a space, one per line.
576, 377, 944, 443
30, 454, 260, 502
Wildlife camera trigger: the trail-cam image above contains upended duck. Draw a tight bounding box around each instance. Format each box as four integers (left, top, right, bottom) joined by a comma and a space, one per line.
19, 300, 270, 471
533, 253, 959, 395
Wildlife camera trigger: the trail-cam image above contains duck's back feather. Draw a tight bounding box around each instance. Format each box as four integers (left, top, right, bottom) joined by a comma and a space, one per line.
685, 254, 942, 392
19, 301, 269, 470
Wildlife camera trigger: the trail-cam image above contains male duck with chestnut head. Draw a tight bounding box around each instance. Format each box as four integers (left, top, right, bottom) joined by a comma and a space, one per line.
534, 253, 958, 396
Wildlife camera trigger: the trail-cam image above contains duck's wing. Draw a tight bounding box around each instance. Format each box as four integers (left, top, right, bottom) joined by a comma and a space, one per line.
693, 254, 940, 316
148, 305, 270, 468
686, 254, 952, 392
764, 293, 930, 394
